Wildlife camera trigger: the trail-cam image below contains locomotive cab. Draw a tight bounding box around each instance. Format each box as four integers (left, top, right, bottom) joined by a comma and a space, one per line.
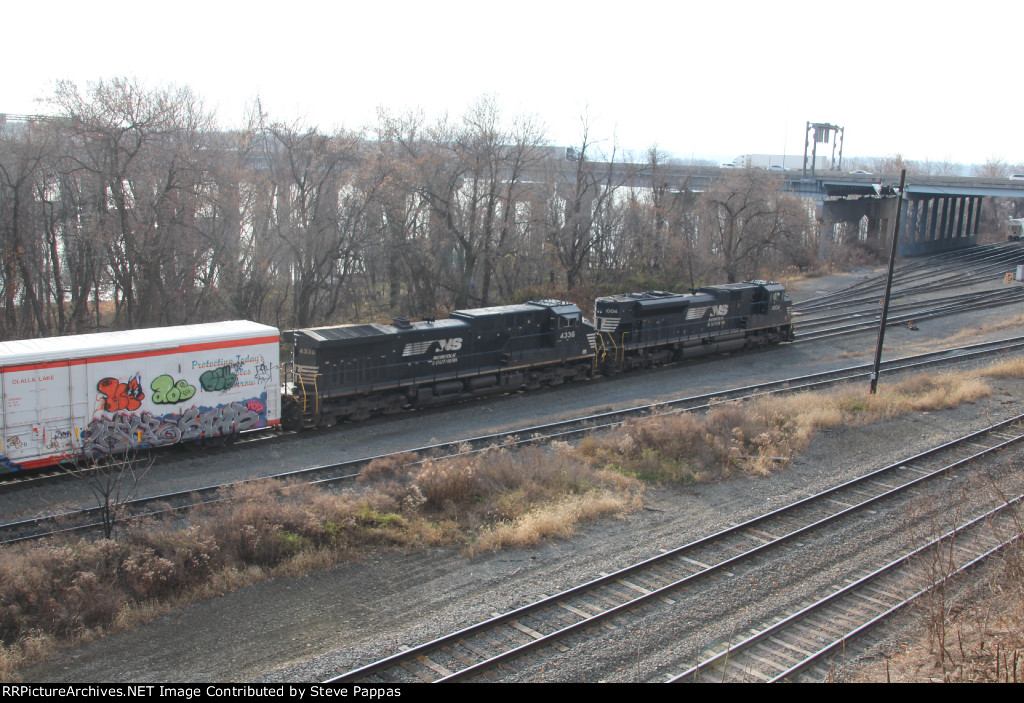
745, 281, 793, 338
451, 300, 595, 366
539, 300, 587, 351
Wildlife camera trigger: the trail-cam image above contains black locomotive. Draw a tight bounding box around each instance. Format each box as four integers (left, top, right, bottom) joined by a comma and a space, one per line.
593, 280, 793, 372
283, 299, 596, 428
282, 281, 792, 429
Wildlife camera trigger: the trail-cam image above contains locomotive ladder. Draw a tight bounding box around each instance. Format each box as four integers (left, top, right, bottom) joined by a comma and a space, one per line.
293, 369, 320, 426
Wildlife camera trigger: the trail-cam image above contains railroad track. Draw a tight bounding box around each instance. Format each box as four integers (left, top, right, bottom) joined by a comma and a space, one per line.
326, 415, 1024, 683
4, 337, 1023, 545
793, 241, 1024, 313
793, 288, 1024, 338
670, 496, 1023, 683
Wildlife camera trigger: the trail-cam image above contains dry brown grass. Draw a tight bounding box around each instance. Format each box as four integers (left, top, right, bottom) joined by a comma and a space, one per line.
943, 313, 1024, 346
468, 489, 641, 556
0, 631, 52, 683
854, 521, 1024, 683
0, 441, 643, 678
358, 452, 420, 482
978, 357, 1024, 379
577, 370, 994, 483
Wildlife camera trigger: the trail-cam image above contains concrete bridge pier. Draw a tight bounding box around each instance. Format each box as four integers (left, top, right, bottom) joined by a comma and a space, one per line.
899, 194, 981, 256
819, 194, 983, 256
819, 197, 898, 248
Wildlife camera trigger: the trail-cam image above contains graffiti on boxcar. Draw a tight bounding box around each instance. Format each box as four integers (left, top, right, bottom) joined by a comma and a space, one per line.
44, 428, 74, 451
83, 399, 264, 455
97, 375, 145, 412
199, 365, 237, 392
150, 375, 197, 404
193, 354, 273, 391
253, 361, 272, 385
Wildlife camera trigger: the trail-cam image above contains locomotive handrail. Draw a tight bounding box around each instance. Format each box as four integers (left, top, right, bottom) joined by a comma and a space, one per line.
595, 334, 610, 367
294, 369, 320, 418
295, 369, 306, 414
619, 312, 767, 349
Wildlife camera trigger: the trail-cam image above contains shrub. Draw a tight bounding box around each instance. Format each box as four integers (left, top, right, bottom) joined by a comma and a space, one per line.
358, 452, 420, 482
413, 459, 482, 509
577, 370, 996, 484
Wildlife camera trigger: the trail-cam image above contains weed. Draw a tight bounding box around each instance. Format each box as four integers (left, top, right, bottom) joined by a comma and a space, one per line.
577, 369, 997, 484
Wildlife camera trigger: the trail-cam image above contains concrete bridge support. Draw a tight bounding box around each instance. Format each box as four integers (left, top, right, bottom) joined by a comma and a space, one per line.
819, 197, 898, 247
820, 194, 982, 257
899, 194, 981, 256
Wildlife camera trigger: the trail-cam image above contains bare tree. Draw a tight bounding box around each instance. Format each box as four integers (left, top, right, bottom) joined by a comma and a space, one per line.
542, 117, 624, 291
699, 169, 809, 283
69, 451, 154, 539
50, 79, 219, 328
870, 153, 913, 177
974, 158, 1010, 179
475, 109, 545, 305
370, 109, 442, 315
261, 120, 382, 327
0, 118, 56, 337
388, 98, 547, 310
601, 146, 704, 289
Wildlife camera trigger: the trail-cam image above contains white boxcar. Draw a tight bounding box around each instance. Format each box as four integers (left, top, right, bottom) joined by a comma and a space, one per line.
0, 321, 280, 471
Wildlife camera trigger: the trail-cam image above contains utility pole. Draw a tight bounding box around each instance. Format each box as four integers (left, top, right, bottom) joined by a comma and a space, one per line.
869, 169, 907, 394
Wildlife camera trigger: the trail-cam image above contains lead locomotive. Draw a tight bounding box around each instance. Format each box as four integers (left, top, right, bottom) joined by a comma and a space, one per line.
594, 280, 793, 372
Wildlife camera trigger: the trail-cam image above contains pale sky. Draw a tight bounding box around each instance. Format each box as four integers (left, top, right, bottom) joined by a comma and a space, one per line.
4, 0, 1019, 166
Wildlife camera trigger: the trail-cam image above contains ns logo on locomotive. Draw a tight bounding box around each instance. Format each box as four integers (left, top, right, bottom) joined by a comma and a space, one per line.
0, 281, 791, 471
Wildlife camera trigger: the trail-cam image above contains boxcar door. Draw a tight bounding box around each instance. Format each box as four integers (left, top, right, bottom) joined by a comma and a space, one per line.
1, 361, 78, 469
2, 363, 44, 469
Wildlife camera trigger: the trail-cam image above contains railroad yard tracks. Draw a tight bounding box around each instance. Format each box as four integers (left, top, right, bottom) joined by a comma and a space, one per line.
793, 287, 1024, 342
791, 240, 1024, 341
327, 416, 1024, 683
671, 497, 1023, 682
4, 244, 1023, 682
793, 240, 1024, 314
3, 336, 1023, 545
